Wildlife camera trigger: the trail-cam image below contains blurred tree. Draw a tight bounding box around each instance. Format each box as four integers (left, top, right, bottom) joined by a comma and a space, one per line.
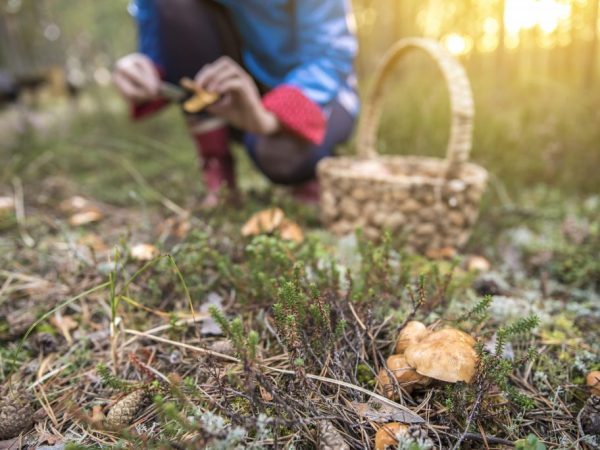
496, 0, 506, 80
586, 0, 599, 87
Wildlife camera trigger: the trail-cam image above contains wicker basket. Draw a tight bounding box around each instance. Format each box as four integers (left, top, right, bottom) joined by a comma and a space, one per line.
317, 37, 488, 252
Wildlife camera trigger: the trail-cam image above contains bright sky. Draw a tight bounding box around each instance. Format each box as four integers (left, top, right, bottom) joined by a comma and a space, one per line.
442, 0, 578, 55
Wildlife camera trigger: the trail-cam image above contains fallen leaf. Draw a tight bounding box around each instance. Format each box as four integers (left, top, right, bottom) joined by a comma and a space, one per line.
68, 209, 102, 226
241, 208, 285, 237
278, 219, 304, 243
50, 313, 78, 344
0, 196, 15, 214
350, 400, 422, 424
130, 243, 160, 261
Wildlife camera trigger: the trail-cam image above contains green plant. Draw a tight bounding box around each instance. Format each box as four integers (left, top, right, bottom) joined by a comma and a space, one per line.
515, 434, 547, 450
209, 307, 260, 366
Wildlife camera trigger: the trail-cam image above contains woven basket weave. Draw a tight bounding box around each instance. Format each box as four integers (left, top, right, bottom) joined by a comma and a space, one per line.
317, 38, 488, 252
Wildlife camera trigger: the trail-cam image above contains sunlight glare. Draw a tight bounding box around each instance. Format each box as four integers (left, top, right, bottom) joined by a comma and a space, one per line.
505, 0, 572, 35
442, 33, 473, 56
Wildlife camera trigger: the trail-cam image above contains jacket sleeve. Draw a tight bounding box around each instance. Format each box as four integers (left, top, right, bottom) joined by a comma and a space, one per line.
262, 0, 357, 145
129, 0, 162, 65
127, 0, 168, 120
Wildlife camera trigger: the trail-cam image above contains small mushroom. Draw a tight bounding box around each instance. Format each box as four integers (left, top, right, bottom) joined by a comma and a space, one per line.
0, 196, 15, 215
587, 371, 600, 396
278, 219, 304, 244
404, 328, 478, 383
375, 422, 409, 450
394, 321, 430, 354
376, 368, 396, 399
386, 354, 430, 393
130, 243, 160, 261
241, 208, 285, 237
466, 255, 491, 272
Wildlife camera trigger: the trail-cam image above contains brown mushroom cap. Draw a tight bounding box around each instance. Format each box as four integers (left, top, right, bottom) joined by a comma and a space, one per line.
394, 321, 430, 354
420, 328, 476, 347
386, 355, 430, 392
375, 423, 409, 450
404, 329, 478, 383
587, 371, 600, 396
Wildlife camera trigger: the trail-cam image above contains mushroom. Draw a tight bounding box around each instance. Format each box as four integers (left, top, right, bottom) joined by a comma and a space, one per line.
278, 219, 304, 244
375, 423, 409, 450
377, 355, 430, 399
394, 321, 430, 354
404, 328, 478, 383
587, 371, 600, 396
421, 328, 476, 347
377, 368, 396, 399
466, 255, 491, 272
241, 208, 285, 237
386, 354, 430, 392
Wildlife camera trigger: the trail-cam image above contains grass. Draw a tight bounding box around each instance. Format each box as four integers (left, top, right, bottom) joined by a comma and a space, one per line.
0, 71, 599, 448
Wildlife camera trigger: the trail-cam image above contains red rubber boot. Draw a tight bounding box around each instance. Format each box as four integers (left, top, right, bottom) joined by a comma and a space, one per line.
291, 178, 320, 204
192, 127, 236, 208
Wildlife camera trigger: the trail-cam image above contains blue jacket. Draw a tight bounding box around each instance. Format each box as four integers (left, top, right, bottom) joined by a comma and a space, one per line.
128, 0, 359, 117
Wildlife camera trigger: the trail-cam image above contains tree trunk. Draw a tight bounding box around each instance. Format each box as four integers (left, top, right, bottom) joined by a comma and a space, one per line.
496, 0, 506, 81
585, 0, 599, 87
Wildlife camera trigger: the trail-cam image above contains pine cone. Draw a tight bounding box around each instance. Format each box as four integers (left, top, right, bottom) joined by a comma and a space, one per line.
105, 390, 148, 429
580, 395, 600, 437
0, 389, 34, 439
318, 420, 349, 450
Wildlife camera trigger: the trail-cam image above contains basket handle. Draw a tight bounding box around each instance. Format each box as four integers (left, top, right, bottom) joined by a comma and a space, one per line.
356, 38, 474, 177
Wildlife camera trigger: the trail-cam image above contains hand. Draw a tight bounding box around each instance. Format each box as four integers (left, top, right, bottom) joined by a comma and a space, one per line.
113, 53, 160, 103
195, 57, 279, 135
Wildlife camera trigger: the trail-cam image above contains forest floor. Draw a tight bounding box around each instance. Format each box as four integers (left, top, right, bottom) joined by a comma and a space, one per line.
0, 88, 599, 450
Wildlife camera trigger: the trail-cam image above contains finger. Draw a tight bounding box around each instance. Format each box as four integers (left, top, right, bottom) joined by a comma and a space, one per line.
195, 57, 242, 90
113, 72, 147, 101
118, 65, 152, 95
134, 59, 160, 96
216, 78, 246, 95
206, 94, 233, 115
205, 66, 240, 92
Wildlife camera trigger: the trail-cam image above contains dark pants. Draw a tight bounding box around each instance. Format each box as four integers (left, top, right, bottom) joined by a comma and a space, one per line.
155, 0, 355, 185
